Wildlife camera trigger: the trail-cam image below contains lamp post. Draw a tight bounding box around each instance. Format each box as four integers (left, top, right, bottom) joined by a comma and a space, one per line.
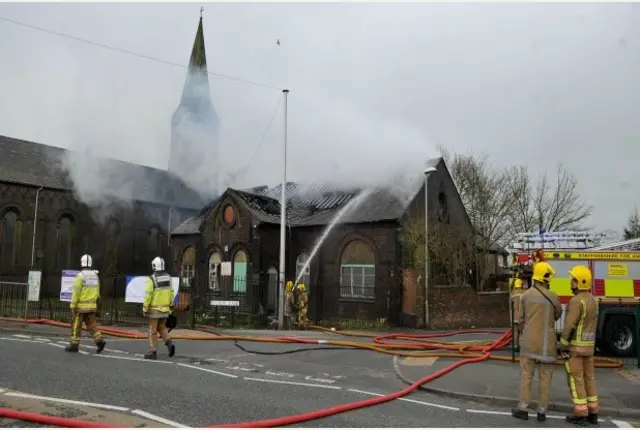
423, 166, 437, 328
277, 89, 289, 330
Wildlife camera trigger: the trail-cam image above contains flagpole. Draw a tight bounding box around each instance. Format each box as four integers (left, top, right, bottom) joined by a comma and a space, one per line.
278, 89, 289, 330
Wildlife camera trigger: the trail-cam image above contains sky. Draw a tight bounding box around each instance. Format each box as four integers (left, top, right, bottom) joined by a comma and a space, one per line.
0, 2, 638, 235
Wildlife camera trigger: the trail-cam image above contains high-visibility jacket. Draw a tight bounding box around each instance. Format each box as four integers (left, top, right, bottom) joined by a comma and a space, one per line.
143, 272, 174, 315
560, 291, 598, 356
70, 270, 100, 313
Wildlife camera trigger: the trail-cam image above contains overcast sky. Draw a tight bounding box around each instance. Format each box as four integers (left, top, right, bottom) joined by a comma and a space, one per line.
0, 2, 637, 234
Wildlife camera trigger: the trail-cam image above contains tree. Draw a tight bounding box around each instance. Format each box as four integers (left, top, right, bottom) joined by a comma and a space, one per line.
623, 207, 640, 240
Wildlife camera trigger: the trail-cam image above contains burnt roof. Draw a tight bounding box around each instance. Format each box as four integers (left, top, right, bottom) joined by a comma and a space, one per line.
0, 135, 205, 209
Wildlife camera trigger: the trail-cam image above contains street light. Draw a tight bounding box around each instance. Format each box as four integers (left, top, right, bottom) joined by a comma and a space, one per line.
423, 166, 437, 328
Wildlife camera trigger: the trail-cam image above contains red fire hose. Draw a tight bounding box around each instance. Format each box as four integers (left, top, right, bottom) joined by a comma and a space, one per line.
0, 325, 512, 428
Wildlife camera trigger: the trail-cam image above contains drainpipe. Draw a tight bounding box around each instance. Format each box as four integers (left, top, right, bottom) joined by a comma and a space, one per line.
423, 167, 437, 328
167, 206, 174, 247
30, 186, 43, 269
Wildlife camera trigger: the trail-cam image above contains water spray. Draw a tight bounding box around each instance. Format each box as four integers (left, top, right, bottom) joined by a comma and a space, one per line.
293, 187, 376, 286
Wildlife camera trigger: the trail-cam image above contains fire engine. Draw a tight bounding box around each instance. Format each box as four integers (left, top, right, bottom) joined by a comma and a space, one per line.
510, 231, 639, 358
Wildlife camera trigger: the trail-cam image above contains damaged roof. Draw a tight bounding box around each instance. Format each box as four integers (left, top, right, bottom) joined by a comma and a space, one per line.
0, 135, 205, 209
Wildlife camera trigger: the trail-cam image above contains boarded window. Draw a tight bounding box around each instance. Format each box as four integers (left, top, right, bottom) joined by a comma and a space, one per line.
295, 253, 311, 293
0, 210, 20, 271
181, 246, 196, 287
233, 250, 248, 293
208, 251, 222, 291
56, 216, 74, 270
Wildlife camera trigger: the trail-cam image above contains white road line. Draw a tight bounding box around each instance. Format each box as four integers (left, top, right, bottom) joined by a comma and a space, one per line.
612, 420, 633, 428
3, 392, 129, 412
78, 344, 130, 355
177, 363, 238, 378
0, 337, 44, 344
12, 334, 32, 339
244, 377, 341, 390
466, 409, 512, 416
78, 350, 89, 355
35, 338, 50, 342
347, 389, 460, 411
47, 343, 65, 349
94, 354, 173, 364
131, 409, 189, 428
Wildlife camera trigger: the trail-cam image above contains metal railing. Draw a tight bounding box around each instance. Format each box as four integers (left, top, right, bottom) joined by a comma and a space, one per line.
0, 281, 28, 321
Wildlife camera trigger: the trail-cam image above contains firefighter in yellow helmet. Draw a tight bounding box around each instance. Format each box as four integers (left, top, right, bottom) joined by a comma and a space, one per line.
66, 254, 106, 354
512, 261, 562, 422
559, 265, 599, 426
510, 274, 524, 352
295, 283, 309, 330
284, 281, 294, 329
142, 257, 176, 360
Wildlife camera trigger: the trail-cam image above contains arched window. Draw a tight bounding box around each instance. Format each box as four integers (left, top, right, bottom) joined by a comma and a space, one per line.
103, 218, 120, 274
208, 251, 222, 291
339, 240, 375, 300
56, 216, 74, 270
295, 253, 311, 292
181, 246, 196, 287
233, 250, 247, 294
0, 210, 20, 270
148, 227, 160, 259
267, 266, 278, 313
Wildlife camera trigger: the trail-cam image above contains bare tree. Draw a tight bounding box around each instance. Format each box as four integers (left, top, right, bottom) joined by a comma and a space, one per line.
623, 207, 640, 240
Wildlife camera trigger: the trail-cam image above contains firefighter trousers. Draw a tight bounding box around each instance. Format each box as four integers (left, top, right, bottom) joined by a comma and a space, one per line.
518, 357, 555, 413
70, 311, 103, 345
564, 355, 599, 416
297, 307, 308, 329
148, 317, 171, 352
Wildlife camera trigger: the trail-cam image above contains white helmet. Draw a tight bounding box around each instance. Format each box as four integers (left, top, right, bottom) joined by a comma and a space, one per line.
80, 254, 92, 268
151, 256, 165, 272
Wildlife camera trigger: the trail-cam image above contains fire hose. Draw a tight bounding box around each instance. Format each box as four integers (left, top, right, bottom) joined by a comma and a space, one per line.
0, 317, 625, 428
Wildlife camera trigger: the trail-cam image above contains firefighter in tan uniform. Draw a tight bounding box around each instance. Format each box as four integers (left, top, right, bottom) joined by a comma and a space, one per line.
512, 261, 562, 422
142, 257, 176, 360
295, 283, 309, 330
510, 275, 524, 352
284, 281, 294, 329
66, 254, 106, 354
559, 265, 600, 426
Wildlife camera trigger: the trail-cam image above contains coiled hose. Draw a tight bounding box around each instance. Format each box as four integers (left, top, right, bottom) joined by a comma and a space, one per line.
0, 318, 624, 428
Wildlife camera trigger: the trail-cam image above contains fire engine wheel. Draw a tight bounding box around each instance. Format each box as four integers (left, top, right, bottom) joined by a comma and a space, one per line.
602, 315, 636, 358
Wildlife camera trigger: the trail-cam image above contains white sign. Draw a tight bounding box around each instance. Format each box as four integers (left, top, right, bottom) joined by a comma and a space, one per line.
60, 270, 79, 302
28, 271, 42, 302
210, 300, 240, 307
124, 276, 180, 304
221, 262, 232, 276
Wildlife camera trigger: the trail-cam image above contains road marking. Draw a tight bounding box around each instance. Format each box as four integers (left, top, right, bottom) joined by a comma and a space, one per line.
35, 338, 50, 342
244, 377, 341, 390
347, 389, 460, 411
226, 365, 258, 372
131, 409, 189, 428
48, 343, 65, 349
3, 392, 129, 412
94, 354, 173, 364
12, 334, 32, 339
0, 337, 44, 344
304, 375, 336, 384
265, 371, 295, 378
77, 344, 130, 355
612, 420, 633, 428
177, 363, 238, 378
79, 350, 89, 355
466, 409, 512, 416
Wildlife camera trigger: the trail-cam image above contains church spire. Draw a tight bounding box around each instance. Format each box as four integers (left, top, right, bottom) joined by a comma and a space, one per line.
180, 12, 210, 108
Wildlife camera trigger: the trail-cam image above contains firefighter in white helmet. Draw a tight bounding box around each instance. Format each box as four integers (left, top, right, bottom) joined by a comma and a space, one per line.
142, 256, 176, 360
512, 261, 562, 422
65, 254, 106, 354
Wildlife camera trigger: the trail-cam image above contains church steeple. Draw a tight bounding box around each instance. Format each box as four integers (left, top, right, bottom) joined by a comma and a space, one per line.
169, 11, 220, 197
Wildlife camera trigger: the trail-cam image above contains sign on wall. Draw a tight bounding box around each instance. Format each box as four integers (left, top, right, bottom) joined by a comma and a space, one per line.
60, 270, 79, 302
124, 276, 180, 304
28, 271, 42, 302
221, 262, 232, 276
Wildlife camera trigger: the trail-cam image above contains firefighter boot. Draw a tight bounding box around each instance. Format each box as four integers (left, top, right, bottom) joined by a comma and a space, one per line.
537, 412, 546, 422
511, 408, 529, 421
96, 339, 106, 354
587, 413, 599, 426
566, 415, 589, 426
165, 339, 175, 358
65, 344, 79, 353
144, 350, 157, 360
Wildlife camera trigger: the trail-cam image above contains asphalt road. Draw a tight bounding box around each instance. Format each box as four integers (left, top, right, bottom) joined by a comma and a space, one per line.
0, 332, 634, 428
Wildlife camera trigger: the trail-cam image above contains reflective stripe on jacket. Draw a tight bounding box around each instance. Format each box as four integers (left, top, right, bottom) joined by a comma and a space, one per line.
143, 272, 174, 315
70, 270, 100, 313
518, 281, 563, 363
560, 291, 598, 356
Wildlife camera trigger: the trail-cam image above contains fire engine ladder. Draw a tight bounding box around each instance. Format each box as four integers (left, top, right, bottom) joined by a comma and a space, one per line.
510, 231, 616, 251
589, 237, 640, 251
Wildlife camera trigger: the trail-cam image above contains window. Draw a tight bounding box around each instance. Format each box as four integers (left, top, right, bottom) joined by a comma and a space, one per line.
233, 250, 247, 294
267, 266, 278, 313
56, 216, 74, 270
208, 251, 222, 291
295, 253, 311, 292
339, 240, 375, 300
148, 227, 160, 259
0, 210, 20, 270
181, 246, 196, 287
103, 219, 120, 275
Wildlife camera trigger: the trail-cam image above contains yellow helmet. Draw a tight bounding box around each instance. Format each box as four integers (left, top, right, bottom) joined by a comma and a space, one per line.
285, 281, 293, 292
532, 261, 555, 284
569, 265, 592, 291
513, 278, 523, 290
297, 283, 306, 292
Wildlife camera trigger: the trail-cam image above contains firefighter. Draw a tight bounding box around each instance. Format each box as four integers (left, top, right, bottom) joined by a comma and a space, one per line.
66, 254, 106, 354
295, 283, 309, 330
559, 265, 599, 426
510, 275, 524, 352
284, 281, 294, 329
512, 261, 562, 422
142, 257, 176, 360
